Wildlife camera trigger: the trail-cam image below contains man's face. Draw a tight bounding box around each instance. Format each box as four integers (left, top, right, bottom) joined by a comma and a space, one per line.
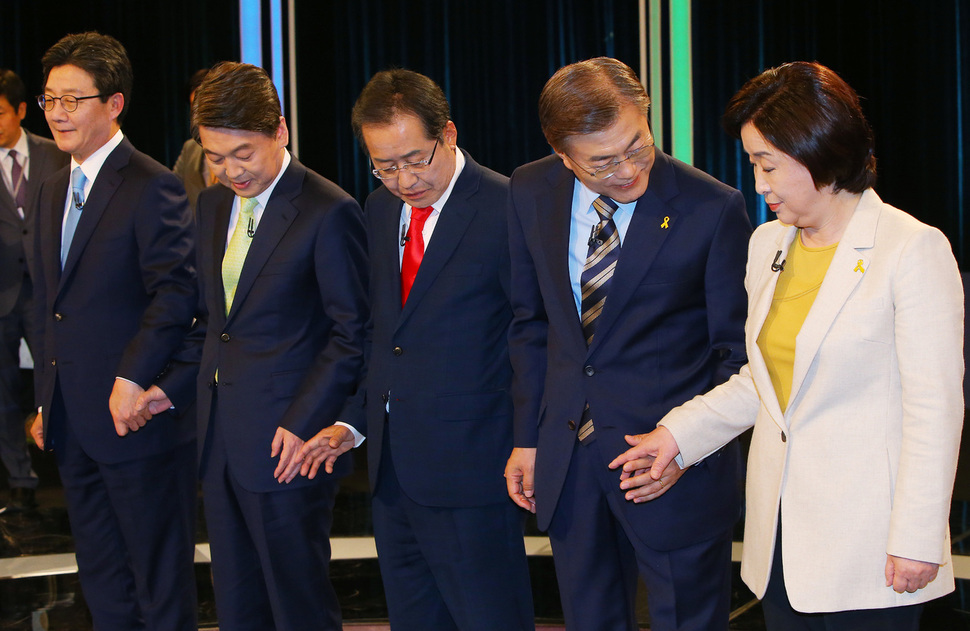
557, 102, 656, 204
360, 113, 457, 208
0, 96, 25, 149
44, 64, 122, 163
199, 120, 288, 198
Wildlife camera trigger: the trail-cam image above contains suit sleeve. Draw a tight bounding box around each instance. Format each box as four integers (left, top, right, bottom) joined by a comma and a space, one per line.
507, 179, 548, 448
115, 170, 198, 388
886, 226, 963, 563
704, 189, 751, 387
280, 197, 369, 439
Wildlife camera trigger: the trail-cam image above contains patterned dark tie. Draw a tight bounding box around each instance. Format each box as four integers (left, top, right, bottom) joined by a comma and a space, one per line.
8, 149, 26, 213
580, 195, 620, 345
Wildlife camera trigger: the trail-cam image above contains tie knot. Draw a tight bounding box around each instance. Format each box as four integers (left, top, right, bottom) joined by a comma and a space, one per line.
410, 205, 434, 226
239, 196, 259, 217
592, 195, 618, 221
8, 149, 18, 163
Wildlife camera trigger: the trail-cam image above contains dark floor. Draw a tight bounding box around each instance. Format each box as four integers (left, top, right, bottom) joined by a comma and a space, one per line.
2, 438, 970, 629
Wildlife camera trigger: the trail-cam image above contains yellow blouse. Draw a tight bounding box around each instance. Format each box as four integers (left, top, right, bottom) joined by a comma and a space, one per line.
757, 233, 838, 412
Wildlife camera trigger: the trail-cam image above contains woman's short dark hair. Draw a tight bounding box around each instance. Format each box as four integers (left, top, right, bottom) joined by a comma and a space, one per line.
538, 57, 651, 153
42, 32, 133, 125
723, 61, 876, 193
351, 69, 450, 153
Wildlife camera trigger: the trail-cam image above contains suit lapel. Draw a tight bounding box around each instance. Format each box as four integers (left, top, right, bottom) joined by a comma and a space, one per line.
586, 150, 677, 353
209, 188, 234, 318
399, 152, 480, 323
225, 159, 303, 322
43, 167, 70, 292
789, 191, 877, 406
58, 139, 130, 292
0, 176, 15, 225
746, 224, 798, 428
539, 161, 583, 338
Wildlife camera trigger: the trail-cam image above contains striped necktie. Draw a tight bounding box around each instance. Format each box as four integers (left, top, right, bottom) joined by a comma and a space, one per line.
580, 195, 620, 345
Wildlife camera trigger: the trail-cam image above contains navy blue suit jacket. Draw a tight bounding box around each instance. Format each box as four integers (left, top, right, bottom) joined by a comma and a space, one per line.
508, 151, 750, 549
360, 152, 514, 507
162, 157, 368, 493
33, 137, 197, 464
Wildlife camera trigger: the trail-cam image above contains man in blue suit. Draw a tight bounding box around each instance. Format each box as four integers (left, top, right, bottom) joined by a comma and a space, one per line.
0, 68, 68, 514
504, 57, 751, 630
30, 33, 198, 629
138, 61, 368, 631
302, 69, 533, 630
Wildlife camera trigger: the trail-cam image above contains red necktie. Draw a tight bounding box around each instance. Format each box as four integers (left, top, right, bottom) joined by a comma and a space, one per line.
401, 206, 434, 306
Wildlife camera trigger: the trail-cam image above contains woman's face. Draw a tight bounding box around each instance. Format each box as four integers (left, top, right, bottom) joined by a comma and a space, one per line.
740, 122, 834, 229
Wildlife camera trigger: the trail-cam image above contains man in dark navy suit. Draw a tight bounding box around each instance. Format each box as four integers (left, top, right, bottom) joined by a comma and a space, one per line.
138, 61, 368, 631
0, 68, 67, 514
30, 32, 198, 629
505, 57, 751, 631
302, 69, 533, 631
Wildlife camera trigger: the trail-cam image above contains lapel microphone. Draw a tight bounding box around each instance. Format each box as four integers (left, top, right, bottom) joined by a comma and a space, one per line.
246, 216, 255, 238
770, 250, 786, 272
73, 191, 84, 210
588, 223, 604, 248
400, 222, 410, 247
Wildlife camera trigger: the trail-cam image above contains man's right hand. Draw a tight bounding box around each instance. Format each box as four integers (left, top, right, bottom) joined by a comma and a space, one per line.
505, 447, 537, 513
30, 412, 44, 450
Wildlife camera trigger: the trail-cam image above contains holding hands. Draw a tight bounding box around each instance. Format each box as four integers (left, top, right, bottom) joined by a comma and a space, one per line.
608, 426, 685, 502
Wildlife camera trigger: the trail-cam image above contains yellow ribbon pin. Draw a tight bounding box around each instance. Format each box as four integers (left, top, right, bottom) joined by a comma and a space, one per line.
660, 216, 670, 229
854, 259, 865, 273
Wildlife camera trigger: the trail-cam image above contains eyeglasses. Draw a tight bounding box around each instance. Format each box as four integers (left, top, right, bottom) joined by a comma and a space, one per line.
567, 142, 654, 180
36, 93, 106, 112
371, 139, 439, 180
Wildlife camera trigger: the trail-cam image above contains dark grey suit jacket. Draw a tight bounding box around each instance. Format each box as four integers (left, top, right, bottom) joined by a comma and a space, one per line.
0, 130, 68, 316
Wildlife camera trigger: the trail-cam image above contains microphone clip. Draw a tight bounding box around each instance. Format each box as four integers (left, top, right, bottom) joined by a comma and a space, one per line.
400, 223, 410, 247
770, 250, 786, 272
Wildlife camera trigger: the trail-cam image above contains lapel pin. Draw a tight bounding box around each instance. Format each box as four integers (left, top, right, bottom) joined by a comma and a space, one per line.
854, 259, 865, 273
660, 216, 670, 229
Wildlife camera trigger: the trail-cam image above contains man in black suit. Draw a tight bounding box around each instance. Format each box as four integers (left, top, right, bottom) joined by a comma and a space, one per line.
0, 68, 67, 514
505, 57, 751, 630
138, 61, 368, 630
301, 69, 533, 631
30, 33, 198, 629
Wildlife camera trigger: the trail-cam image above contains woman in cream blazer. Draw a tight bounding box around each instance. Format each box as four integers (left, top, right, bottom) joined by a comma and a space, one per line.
611, 62, 963, 629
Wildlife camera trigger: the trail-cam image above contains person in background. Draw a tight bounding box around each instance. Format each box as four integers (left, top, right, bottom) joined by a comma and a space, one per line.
173, 67, 214, 212
611, 61, 963, 631
0, 68, 67, 515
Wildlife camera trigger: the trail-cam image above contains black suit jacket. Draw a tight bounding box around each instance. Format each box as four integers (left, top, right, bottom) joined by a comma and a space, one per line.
360, 151, 514, 507
0, 131, 68, 316
509, 151, 751, 548
33, 137, 197, 464
162, 157, 368, 493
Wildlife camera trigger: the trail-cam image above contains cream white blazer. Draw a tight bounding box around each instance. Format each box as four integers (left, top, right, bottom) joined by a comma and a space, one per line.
661, 189, 964, 612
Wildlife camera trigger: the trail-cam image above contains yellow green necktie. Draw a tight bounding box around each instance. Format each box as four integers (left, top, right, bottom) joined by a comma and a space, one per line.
222, 197, 258, 314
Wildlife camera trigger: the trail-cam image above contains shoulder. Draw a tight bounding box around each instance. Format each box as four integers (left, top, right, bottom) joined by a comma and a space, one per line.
456, 152, 509, 205
660, 151, 743, 203
510, 153, 563, 188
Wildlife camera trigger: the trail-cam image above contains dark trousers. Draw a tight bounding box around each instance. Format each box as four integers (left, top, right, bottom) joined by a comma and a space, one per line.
201, 395, 342, 631
54, 402, 197, 631
547, 436, 733, 631
762, 520, 922, 631
0, 280, 36, 489
372, 426, 535, 631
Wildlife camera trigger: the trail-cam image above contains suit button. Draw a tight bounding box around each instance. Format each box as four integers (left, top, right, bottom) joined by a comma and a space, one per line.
53, 313, 63, 322
392, 346, 403, 356
50, 359, 56, 366
567, 420, 576, 431
22, 229, 28, 235
584, 365, 595, 376
781, 431, 787, 443
220, 333, 230, 342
